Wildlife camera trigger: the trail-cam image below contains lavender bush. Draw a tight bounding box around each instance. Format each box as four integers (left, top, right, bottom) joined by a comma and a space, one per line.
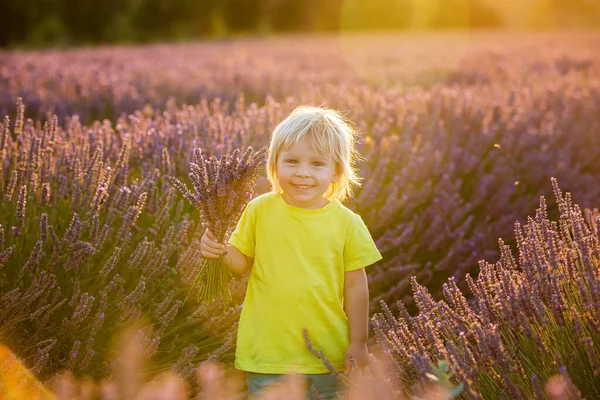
373, 179, 600, 399
0, 100, 241, 388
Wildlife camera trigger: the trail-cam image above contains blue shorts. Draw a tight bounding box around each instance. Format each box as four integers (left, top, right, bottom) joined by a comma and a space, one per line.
246, 372, 341, 400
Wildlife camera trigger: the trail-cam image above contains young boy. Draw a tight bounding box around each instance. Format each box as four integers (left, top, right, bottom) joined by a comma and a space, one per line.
201, 106, 381, 399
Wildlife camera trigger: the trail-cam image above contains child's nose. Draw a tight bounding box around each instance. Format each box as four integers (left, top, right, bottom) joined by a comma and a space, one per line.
295, 164, 311, 177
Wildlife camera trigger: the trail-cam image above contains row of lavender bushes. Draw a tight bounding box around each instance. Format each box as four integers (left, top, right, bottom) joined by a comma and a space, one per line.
0, 99, 245, 391
1, 33, 598, 124
2, 34, 600, 314
0, 34, 599, 397
2, 152, 598, 399
374, 179, 600, 398
1, 101, 599, 398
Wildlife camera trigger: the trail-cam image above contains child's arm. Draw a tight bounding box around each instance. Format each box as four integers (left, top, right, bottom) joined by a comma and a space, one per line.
201, 228, 253, 275
223, 243, 253, 275
344, 268, 370, 371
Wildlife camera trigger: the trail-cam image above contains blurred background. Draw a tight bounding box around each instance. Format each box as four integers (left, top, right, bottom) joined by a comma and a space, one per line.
1, 0, 599, 48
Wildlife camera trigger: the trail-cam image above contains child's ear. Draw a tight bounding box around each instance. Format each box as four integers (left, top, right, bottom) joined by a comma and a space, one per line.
332, 164, 341, 183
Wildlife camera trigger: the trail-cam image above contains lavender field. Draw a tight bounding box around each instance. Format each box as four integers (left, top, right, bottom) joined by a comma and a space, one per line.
1, 32, 600, 399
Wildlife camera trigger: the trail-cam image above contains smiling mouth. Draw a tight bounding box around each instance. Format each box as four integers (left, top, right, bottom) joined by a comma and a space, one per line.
293, 184, 314, 189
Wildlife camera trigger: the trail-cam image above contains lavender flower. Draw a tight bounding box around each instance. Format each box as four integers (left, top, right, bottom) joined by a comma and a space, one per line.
171, 146, 265, 303
15, 184, 27, 236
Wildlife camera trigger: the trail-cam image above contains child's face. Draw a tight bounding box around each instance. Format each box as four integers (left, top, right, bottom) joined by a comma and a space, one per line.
276, 136, 339, 209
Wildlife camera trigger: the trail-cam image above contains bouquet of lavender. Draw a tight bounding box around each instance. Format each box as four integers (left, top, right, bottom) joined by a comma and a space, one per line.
171, 147, 266, 304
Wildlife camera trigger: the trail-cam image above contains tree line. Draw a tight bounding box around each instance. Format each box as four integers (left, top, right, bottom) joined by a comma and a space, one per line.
1, 0, 599, 48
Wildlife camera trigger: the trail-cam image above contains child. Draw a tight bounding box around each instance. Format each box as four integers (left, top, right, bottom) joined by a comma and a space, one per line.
200, 106, 382, 399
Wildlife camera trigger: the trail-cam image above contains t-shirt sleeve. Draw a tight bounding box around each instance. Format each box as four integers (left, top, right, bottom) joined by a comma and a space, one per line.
344, 214, 382, 271
228, 201, 256, 258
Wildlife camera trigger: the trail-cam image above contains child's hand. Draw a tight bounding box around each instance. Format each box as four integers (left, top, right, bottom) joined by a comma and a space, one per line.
200, 228, 229, 259
344, 342, 369, 373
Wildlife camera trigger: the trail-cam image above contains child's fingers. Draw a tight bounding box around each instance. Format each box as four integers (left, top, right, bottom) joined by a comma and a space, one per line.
203, 237, 224, 251
201, 231, 226, 258
204, 228, 217, 241
204, 228, 228, 246
203, 244, 226, 260
201, 247, 221, 259
201, 228, 223, 245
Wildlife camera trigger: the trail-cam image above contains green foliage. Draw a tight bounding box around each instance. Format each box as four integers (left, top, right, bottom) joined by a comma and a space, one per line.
24, 14, 69, 48
424, 360, 464, 398
2, 0, 600, 47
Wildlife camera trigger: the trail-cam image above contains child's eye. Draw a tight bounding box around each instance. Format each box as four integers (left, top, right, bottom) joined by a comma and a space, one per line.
312, 162, 325, 167
285, 159, 297, 164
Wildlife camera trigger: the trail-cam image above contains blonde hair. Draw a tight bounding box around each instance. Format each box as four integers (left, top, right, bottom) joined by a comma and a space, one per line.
267, 105, 362, 202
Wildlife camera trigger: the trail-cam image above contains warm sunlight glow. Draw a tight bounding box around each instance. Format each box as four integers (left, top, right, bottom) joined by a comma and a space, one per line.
340, 0, 475, 31
334, 0, 575, 90
410, 0, 470, 29
338, 0, 571, 31
0, 345, 56, 400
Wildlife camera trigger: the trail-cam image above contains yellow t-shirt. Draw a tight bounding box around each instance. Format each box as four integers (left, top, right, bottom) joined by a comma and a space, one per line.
228, 192, 382, 374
